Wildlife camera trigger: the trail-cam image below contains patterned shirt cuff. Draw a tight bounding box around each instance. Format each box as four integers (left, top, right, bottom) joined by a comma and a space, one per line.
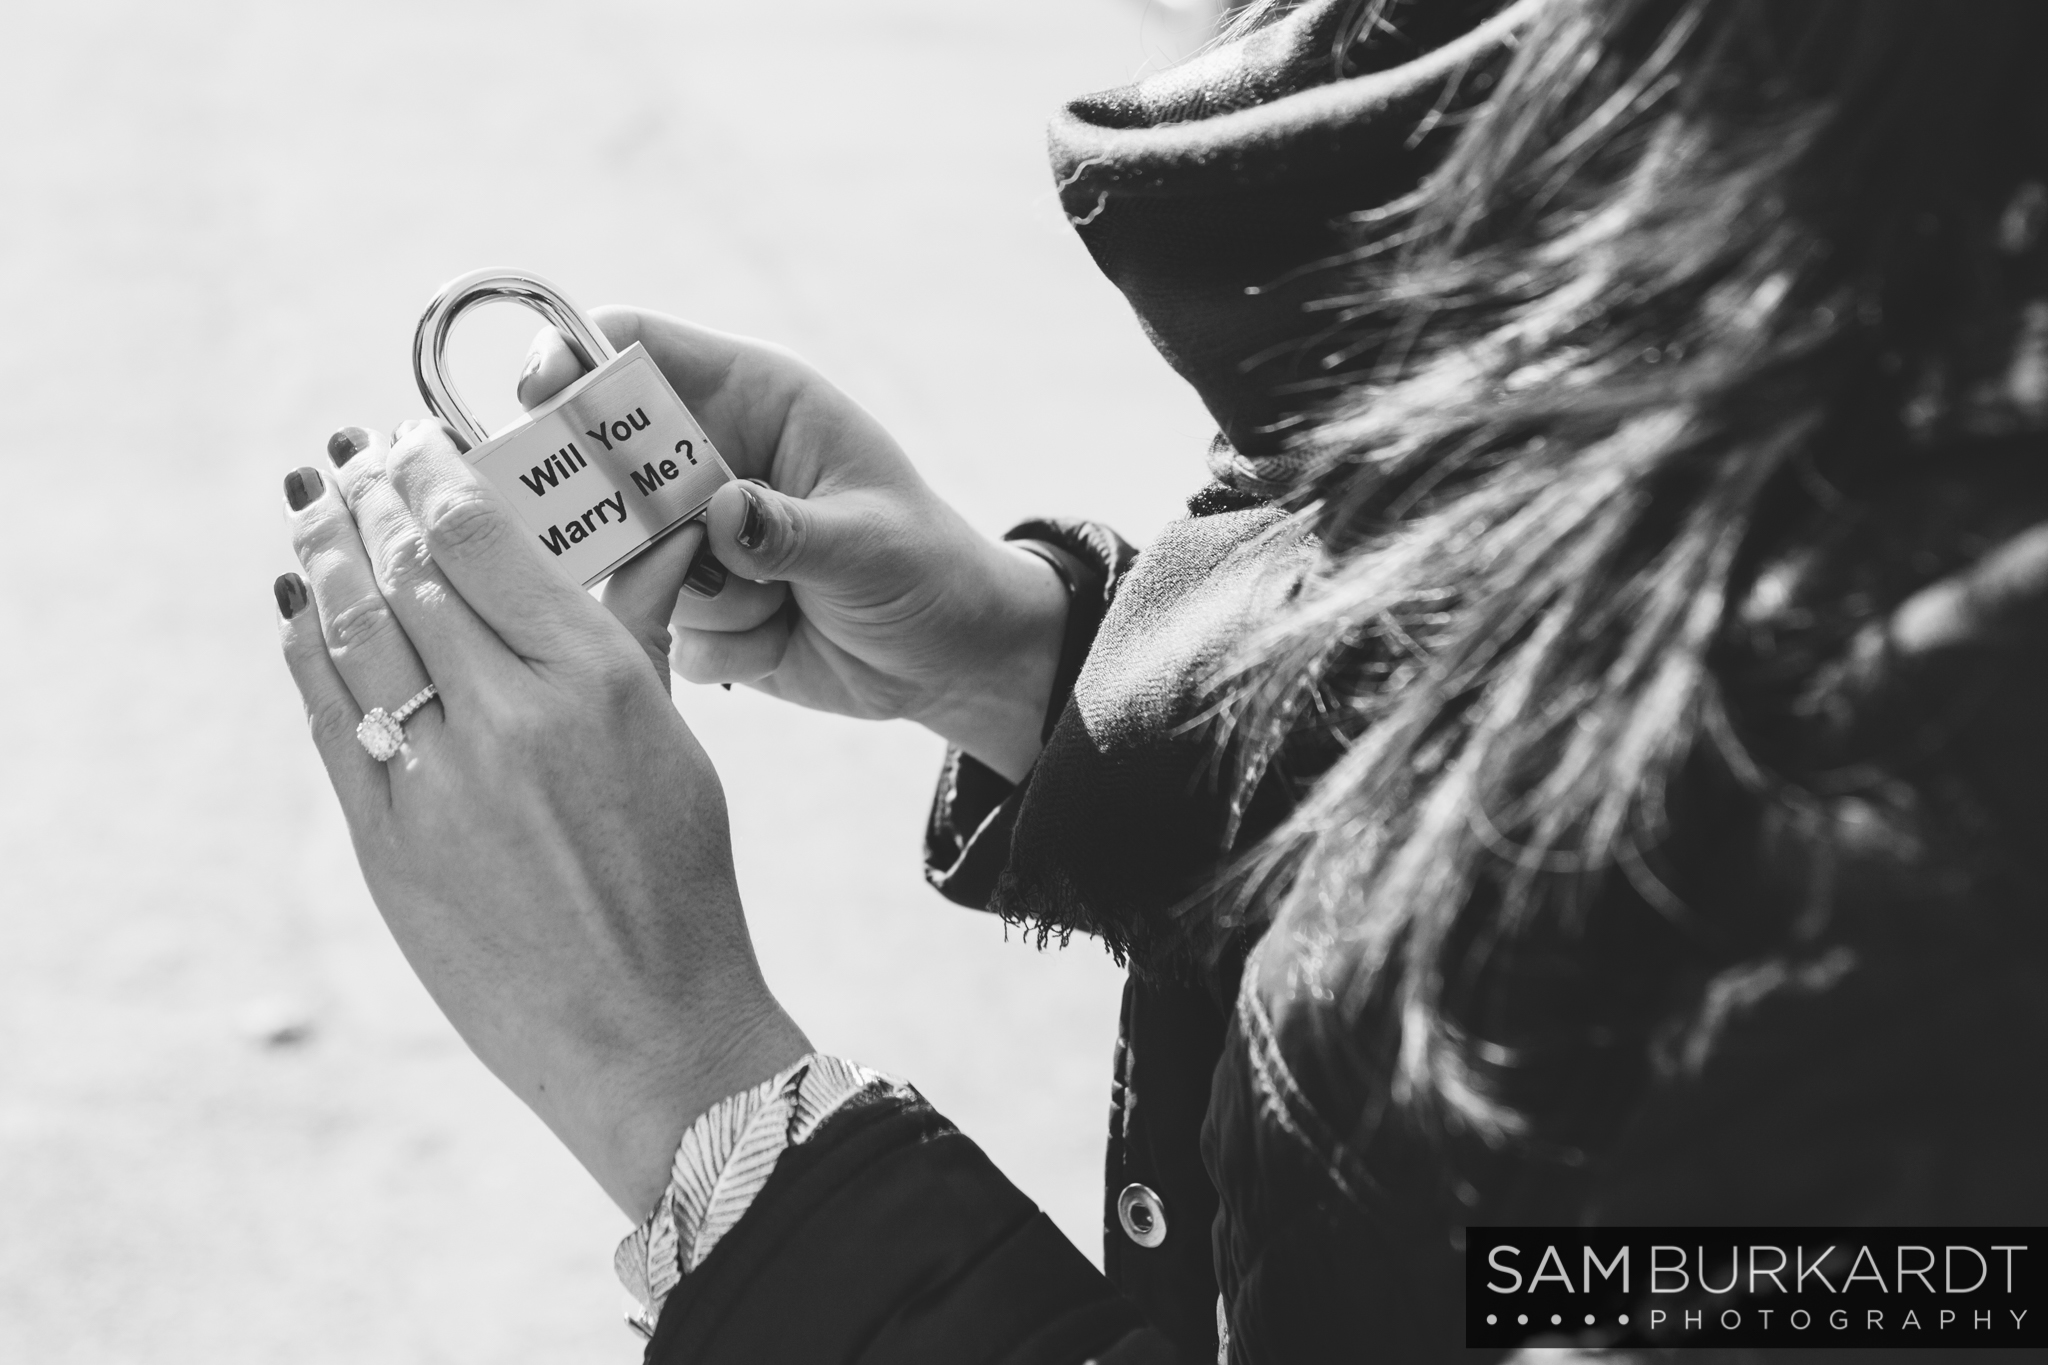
612, 1053, 904, 1338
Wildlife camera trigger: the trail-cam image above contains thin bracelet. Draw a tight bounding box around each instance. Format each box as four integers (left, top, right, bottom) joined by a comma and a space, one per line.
1007, 538, 1097, 742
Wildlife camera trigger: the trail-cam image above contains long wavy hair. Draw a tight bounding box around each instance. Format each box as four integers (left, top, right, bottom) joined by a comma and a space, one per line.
1223, 0, 2048, 1143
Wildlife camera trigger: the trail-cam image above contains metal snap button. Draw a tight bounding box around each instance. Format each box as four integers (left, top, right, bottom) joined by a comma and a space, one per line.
1117, 1182, 1167, 1248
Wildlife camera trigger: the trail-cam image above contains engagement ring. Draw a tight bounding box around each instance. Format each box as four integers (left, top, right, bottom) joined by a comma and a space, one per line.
356, 684, 439, 762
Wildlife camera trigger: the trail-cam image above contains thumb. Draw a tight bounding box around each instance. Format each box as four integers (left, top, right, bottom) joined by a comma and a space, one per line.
601, 521, 707, 690
703, 478, 878, 586
515, 326, 591, 411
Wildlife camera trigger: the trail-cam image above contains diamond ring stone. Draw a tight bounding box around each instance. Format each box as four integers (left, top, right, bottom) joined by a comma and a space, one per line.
356, 683, 439, 762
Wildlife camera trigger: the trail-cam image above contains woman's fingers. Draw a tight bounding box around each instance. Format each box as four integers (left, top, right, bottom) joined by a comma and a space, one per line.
671, 615, 793, 687
601, 518, 792, 688
600, 521, 704, 688
670, 556, 791, 632
382, 419, 615, 665
274, 570, 388, 813
283, 463, 440, 743
324, 425, 508, 698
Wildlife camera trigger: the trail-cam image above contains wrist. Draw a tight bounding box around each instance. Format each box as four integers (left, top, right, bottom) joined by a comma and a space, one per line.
542, 982, 811, 1222
916, 543, 1067, 782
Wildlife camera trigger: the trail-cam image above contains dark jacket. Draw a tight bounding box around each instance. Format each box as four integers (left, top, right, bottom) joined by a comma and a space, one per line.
647, 3, 2048, 1362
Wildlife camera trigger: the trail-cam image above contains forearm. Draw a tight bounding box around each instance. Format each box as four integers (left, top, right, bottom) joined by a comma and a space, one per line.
543, 985, 811, 1221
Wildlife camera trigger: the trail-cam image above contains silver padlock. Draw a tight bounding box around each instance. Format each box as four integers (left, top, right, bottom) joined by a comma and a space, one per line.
413, 267, 733, 588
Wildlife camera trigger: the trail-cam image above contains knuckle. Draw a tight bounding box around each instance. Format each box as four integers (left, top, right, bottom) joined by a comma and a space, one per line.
288, 497, 355, 560
305, 695, 360, 753
323, 592, 402, 656
340, 458, 393, 516
385, 424, 447, 498
375, 529, 440, 593
421, 490, 508, 559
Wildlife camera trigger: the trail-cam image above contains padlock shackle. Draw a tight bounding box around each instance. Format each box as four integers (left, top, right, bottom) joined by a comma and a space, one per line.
412, 268, 619, 451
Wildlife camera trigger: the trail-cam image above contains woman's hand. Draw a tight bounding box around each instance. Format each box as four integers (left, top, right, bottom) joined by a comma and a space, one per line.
276, 423, 809, 1222
520, 307, 1068, 781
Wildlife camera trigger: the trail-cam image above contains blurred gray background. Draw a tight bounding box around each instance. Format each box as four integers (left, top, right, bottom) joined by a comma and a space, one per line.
0, 1, 1225, 1360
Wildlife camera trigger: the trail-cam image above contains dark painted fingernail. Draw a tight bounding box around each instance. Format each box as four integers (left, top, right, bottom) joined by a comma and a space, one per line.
736, 485, 766, 550
284, 467, 323, 511
326, 426, 369, 467
683, 549, 729, 599
274, 573, 308, 619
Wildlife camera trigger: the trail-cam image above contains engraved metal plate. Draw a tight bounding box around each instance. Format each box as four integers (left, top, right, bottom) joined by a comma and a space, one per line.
464, 342, 731, 587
